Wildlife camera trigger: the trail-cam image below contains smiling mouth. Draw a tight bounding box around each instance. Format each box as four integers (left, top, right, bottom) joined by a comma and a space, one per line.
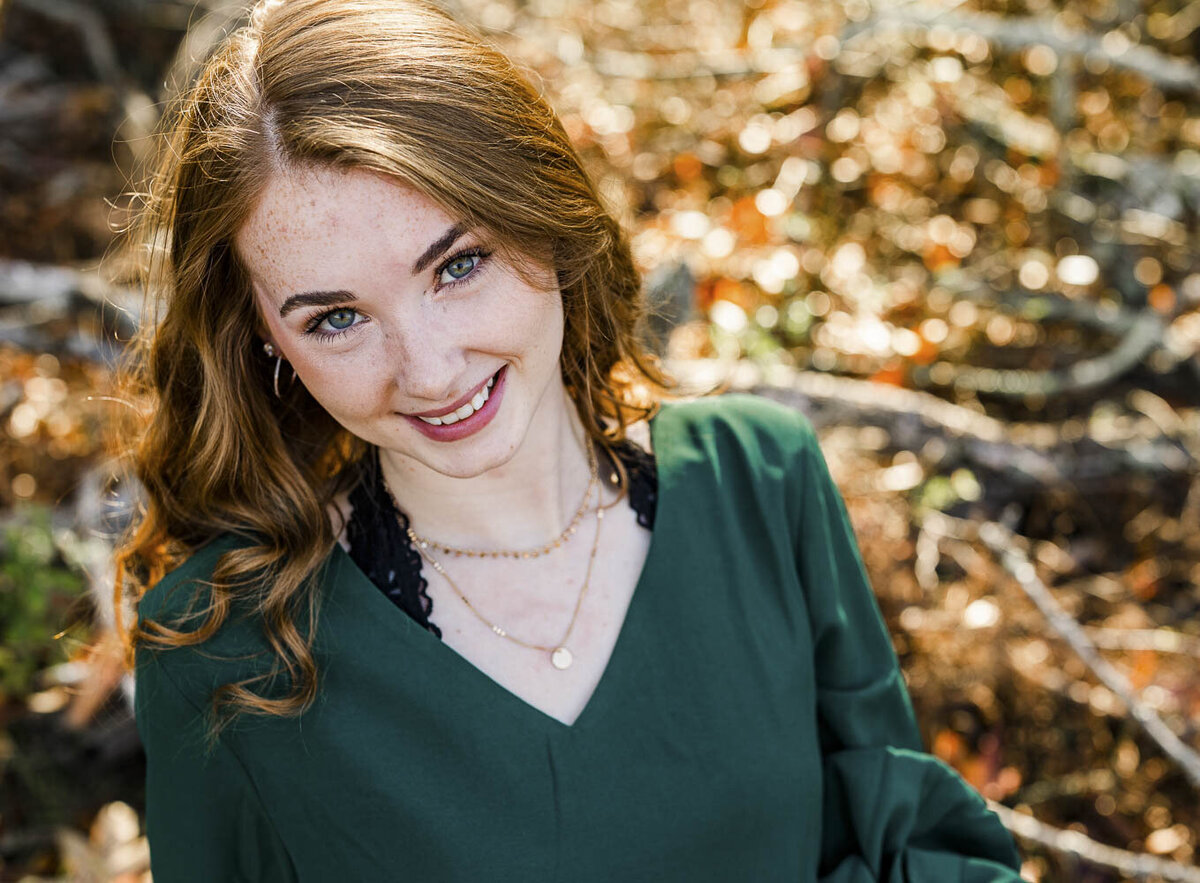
411, 369, 500, 425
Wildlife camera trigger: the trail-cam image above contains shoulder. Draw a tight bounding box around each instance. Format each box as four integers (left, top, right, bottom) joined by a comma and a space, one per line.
134, 534, 292, 714
135, 533, 249, 631
652, 394, 824, 525
655, 393, 817, 467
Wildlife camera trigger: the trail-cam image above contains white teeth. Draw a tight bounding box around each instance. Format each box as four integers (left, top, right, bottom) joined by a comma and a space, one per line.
416, 375, 493, 426
487, 374, 496, 388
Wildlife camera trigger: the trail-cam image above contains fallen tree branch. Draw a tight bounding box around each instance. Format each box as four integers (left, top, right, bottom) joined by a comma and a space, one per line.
936, 277, 1153, 335
975, 516, 1200, 789
950, 72, 1059, 158
0, 260, 141, 363
844, 7, 1200, 95
989, 803, 1200, 882
1084, 627, 1200, 658
664, 360, 1197, 487
912, 310, 1167, 399
0, 259, 141, 326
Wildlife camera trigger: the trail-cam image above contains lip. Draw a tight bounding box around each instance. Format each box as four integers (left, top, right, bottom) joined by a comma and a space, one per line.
409, 371, 497, 419
402, 365, 506, 442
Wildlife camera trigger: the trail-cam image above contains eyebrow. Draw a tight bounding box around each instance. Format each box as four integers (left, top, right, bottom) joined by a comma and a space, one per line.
277, 223, 471, 318
279, 289, 356, 318
412, 223, 468, 275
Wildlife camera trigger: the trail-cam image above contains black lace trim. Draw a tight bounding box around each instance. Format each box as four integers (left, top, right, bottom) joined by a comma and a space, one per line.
607, 438, 657, 530
345, 451, 442, 639
345, 442, 658, 639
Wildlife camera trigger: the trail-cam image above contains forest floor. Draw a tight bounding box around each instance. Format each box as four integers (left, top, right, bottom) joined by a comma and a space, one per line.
1, 0, 1199, 880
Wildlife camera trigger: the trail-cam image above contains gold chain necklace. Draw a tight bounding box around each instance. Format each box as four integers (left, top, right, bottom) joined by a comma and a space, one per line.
407, 442, 600, 559
407, 479, 604, 670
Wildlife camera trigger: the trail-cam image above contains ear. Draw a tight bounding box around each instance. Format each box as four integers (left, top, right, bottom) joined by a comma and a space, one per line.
254, 320, 283, 361
254, 305, 280, 357
257, 326, 278, 357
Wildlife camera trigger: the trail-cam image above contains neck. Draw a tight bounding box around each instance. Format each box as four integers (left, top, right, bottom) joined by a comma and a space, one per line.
377, 382, 596, 551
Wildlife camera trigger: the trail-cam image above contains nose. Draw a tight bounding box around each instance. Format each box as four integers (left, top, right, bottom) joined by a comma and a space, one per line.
382, 315, 467, 408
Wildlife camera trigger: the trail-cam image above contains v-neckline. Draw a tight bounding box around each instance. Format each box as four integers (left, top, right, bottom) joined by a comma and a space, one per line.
330, 404, 676, 735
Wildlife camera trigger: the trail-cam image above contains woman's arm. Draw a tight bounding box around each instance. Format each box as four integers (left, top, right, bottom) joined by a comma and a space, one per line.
788, 413, 1023, 882
135, 644, 298, 883
133, 541, 299, 883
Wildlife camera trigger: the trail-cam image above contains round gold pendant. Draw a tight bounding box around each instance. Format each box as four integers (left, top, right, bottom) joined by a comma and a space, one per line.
551, 647, 573, 670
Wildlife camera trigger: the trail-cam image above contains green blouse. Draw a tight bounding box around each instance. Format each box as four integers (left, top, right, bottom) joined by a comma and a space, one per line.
135, 394, 1022, 882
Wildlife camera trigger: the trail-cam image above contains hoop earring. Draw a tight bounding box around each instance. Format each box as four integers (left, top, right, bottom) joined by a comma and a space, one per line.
262, 341, 289, 399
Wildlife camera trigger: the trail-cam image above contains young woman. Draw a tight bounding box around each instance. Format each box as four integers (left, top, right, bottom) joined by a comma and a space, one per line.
117, 0, 1023, 879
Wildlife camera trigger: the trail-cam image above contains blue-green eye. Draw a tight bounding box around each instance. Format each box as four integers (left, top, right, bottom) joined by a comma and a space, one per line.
437, 249, 491, 287
305, 307, 363, 338
326, 309, 356, 330
441, 254, 479, 282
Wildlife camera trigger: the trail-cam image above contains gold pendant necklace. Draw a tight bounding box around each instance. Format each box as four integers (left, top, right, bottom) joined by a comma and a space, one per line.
392, 438, 604, 670
407, 481, 603, 670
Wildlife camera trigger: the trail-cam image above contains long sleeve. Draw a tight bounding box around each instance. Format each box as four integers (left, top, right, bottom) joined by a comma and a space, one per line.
135, 646, 297, 883
789, 415, 1023, 882
130, 542, 297, 883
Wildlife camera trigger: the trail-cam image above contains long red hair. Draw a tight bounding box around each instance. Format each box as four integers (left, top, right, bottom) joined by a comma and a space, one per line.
113, 0, 672, 739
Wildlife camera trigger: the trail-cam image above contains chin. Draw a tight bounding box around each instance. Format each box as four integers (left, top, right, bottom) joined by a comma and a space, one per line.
424, 443, 522, 482
395, 415, 525, 478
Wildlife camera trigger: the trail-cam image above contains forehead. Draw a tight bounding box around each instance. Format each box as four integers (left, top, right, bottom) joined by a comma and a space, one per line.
235, 166, 457, 296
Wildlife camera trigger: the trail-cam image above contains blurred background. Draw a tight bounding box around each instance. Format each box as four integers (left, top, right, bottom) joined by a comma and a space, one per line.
1, 0, 1199, 879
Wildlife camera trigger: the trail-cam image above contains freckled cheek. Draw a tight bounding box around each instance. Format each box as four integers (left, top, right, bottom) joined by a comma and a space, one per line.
486, 290, 564, 355
292, 350, 397, 419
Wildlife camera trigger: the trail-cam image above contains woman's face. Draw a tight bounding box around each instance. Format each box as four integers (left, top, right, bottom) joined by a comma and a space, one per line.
236, 165, 567, 479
